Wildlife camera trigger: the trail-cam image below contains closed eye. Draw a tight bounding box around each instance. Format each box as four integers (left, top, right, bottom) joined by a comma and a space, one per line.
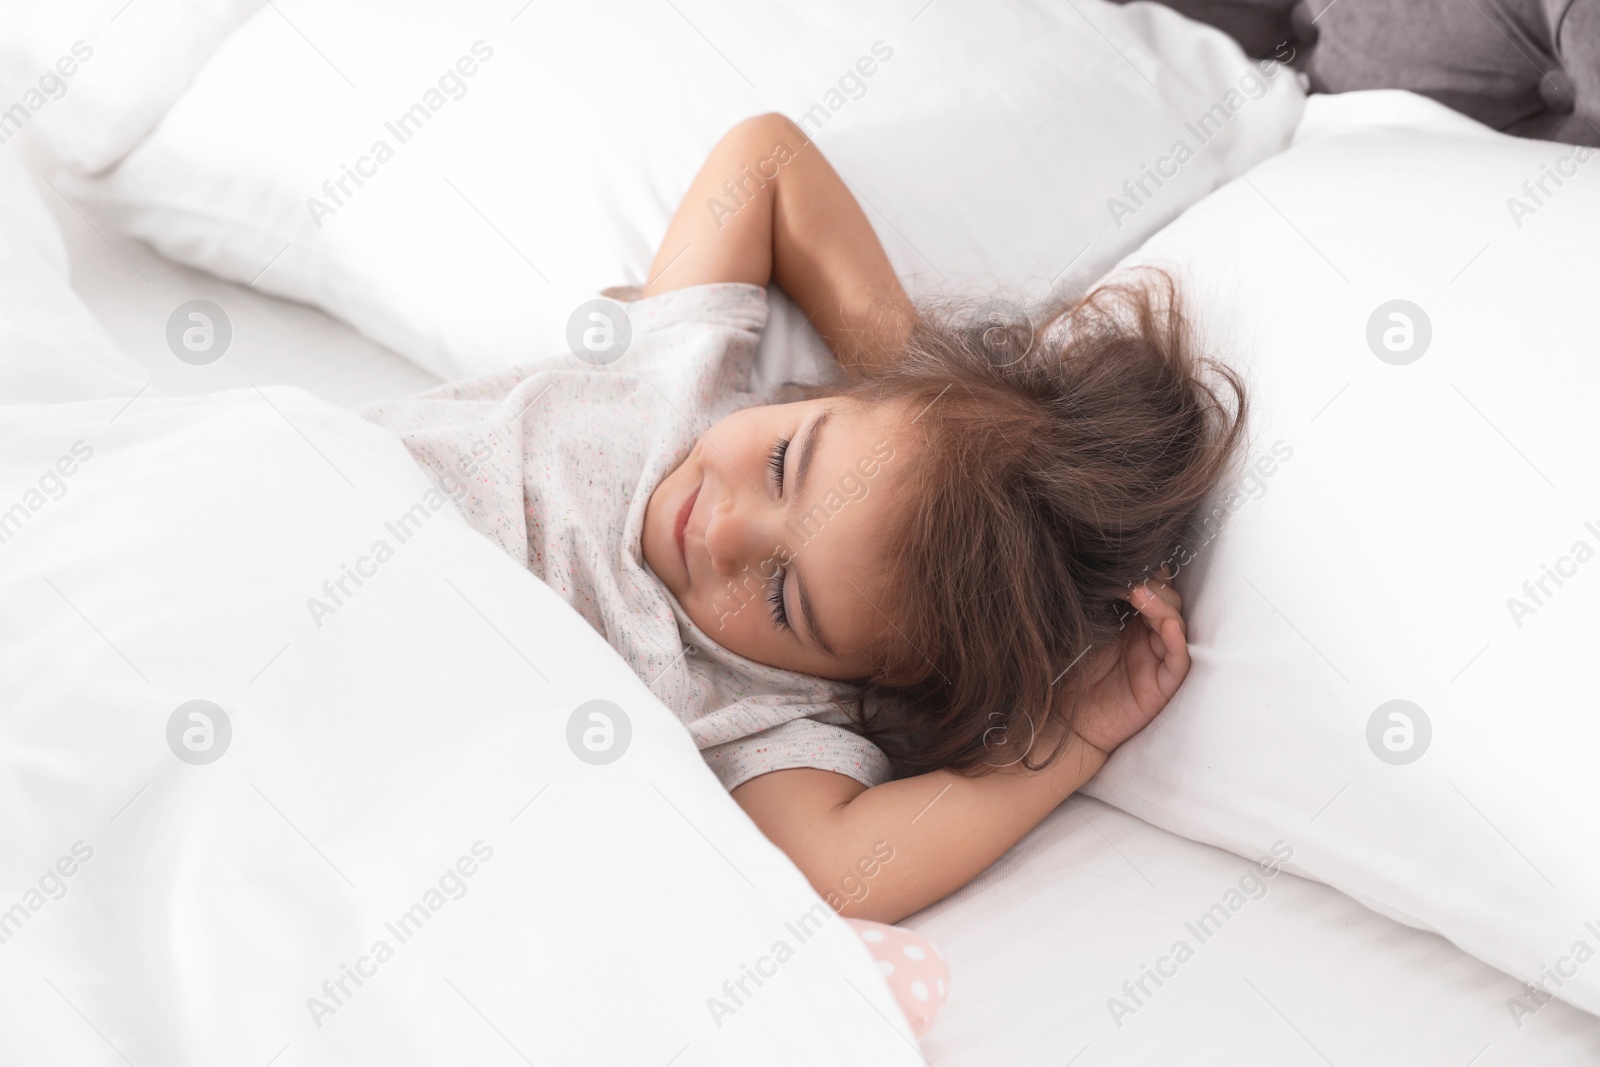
767, 436, 789, 491
767, 435, 791, 629
767, 571, 790, 630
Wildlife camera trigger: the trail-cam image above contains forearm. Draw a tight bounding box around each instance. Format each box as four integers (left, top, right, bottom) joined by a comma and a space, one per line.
734, 731, 1108, 924
642, 113, 911, 371
765, 118, 912, 371
642, 117, 777, 293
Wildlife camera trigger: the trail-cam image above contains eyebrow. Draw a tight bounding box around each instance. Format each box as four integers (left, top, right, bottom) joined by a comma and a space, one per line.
793, 408, 830, 502
788, 410, 837, 656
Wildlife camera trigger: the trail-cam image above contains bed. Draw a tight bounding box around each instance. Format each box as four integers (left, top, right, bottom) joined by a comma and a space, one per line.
5, 1, 1599, 1063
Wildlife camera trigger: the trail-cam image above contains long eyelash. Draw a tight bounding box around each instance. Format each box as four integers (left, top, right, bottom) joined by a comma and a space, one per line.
768, 437, 790, 489
767, 572, 790, 631
766, 435, 791, 631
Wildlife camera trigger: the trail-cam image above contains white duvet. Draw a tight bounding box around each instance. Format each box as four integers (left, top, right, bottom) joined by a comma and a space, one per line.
0, 387, 921, 1065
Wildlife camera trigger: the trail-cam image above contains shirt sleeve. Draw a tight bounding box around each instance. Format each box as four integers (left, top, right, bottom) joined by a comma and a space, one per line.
699, 714, 894, 793
599, 282, 769, 339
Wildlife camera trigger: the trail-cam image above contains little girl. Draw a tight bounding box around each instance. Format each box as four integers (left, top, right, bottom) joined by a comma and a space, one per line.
361, 113, 1244, 1021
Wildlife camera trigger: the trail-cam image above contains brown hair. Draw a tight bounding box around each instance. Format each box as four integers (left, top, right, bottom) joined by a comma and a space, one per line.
818, 268, 1247, 777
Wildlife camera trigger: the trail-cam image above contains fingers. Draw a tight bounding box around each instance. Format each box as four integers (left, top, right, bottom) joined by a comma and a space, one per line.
1142, 574, 1182, 609
1124, 578, 1190, 691
1154, 615, 1191, 695
1123, 567, 1181, 607
1128, 576, 1183, 630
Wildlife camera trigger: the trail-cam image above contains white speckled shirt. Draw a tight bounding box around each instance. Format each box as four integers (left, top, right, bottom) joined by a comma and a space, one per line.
359, 282, 891, 791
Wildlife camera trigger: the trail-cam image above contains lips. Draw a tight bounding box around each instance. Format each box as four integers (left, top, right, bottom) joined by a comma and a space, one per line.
673, 483, 701, 571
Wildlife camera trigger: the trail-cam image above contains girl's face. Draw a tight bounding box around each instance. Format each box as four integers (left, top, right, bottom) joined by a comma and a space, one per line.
643, 397, 913, 681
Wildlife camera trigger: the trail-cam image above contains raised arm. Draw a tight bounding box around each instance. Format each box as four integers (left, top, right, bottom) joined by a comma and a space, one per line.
734, 576, 1190, 923
642, 113, 912, 373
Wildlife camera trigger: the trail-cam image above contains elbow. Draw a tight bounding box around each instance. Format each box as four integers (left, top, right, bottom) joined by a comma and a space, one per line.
732, 111, 806, 153
788, 836, 905, 923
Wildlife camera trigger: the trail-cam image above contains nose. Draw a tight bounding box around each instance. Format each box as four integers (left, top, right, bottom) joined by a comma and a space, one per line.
703, 490, 785, 578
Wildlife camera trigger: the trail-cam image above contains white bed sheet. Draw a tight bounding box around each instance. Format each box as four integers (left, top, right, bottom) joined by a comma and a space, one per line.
25, 148, 1600, 1067
908, 796, 1600, 1066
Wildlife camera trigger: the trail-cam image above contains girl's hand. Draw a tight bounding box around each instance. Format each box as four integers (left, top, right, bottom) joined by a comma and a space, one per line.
733, 573, 1188, 923
1068, 572, 1191, 757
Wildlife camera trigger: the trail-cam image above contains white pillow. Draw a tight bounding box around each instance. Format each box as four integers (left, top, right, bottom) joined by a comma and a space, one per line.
0, 0, 263, 172
1088, 90, 1600, 1017
0, 387, 920, 1064
0, 146, 147, 402
68, 0, 1304, 382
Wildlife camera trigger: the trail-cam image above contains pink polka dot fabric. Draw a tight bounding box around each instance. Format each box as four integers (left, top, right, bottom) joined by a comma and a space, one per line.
846, 918, 949, 1038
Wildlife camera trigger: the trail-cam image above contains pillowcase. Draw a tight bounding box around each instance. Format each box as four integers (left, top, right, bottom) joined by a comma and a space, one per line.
66, 0, 1304, 383
1087, 88, 1600, 1015
0, 0, 264, 172
0, 145, 147, 402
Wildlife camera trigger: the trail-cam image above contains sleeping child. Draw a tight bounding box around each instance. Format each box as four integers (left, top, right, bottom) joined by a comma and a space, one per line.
360, 112, 1246, 1035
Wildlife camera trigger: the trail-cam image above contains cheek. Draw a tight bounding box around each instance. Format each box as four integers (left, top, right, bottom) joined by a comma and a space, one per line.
702, 413, 760, 467
641, 480, 674, 567
690, 577, 793, 663
689, 579, 754, 639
